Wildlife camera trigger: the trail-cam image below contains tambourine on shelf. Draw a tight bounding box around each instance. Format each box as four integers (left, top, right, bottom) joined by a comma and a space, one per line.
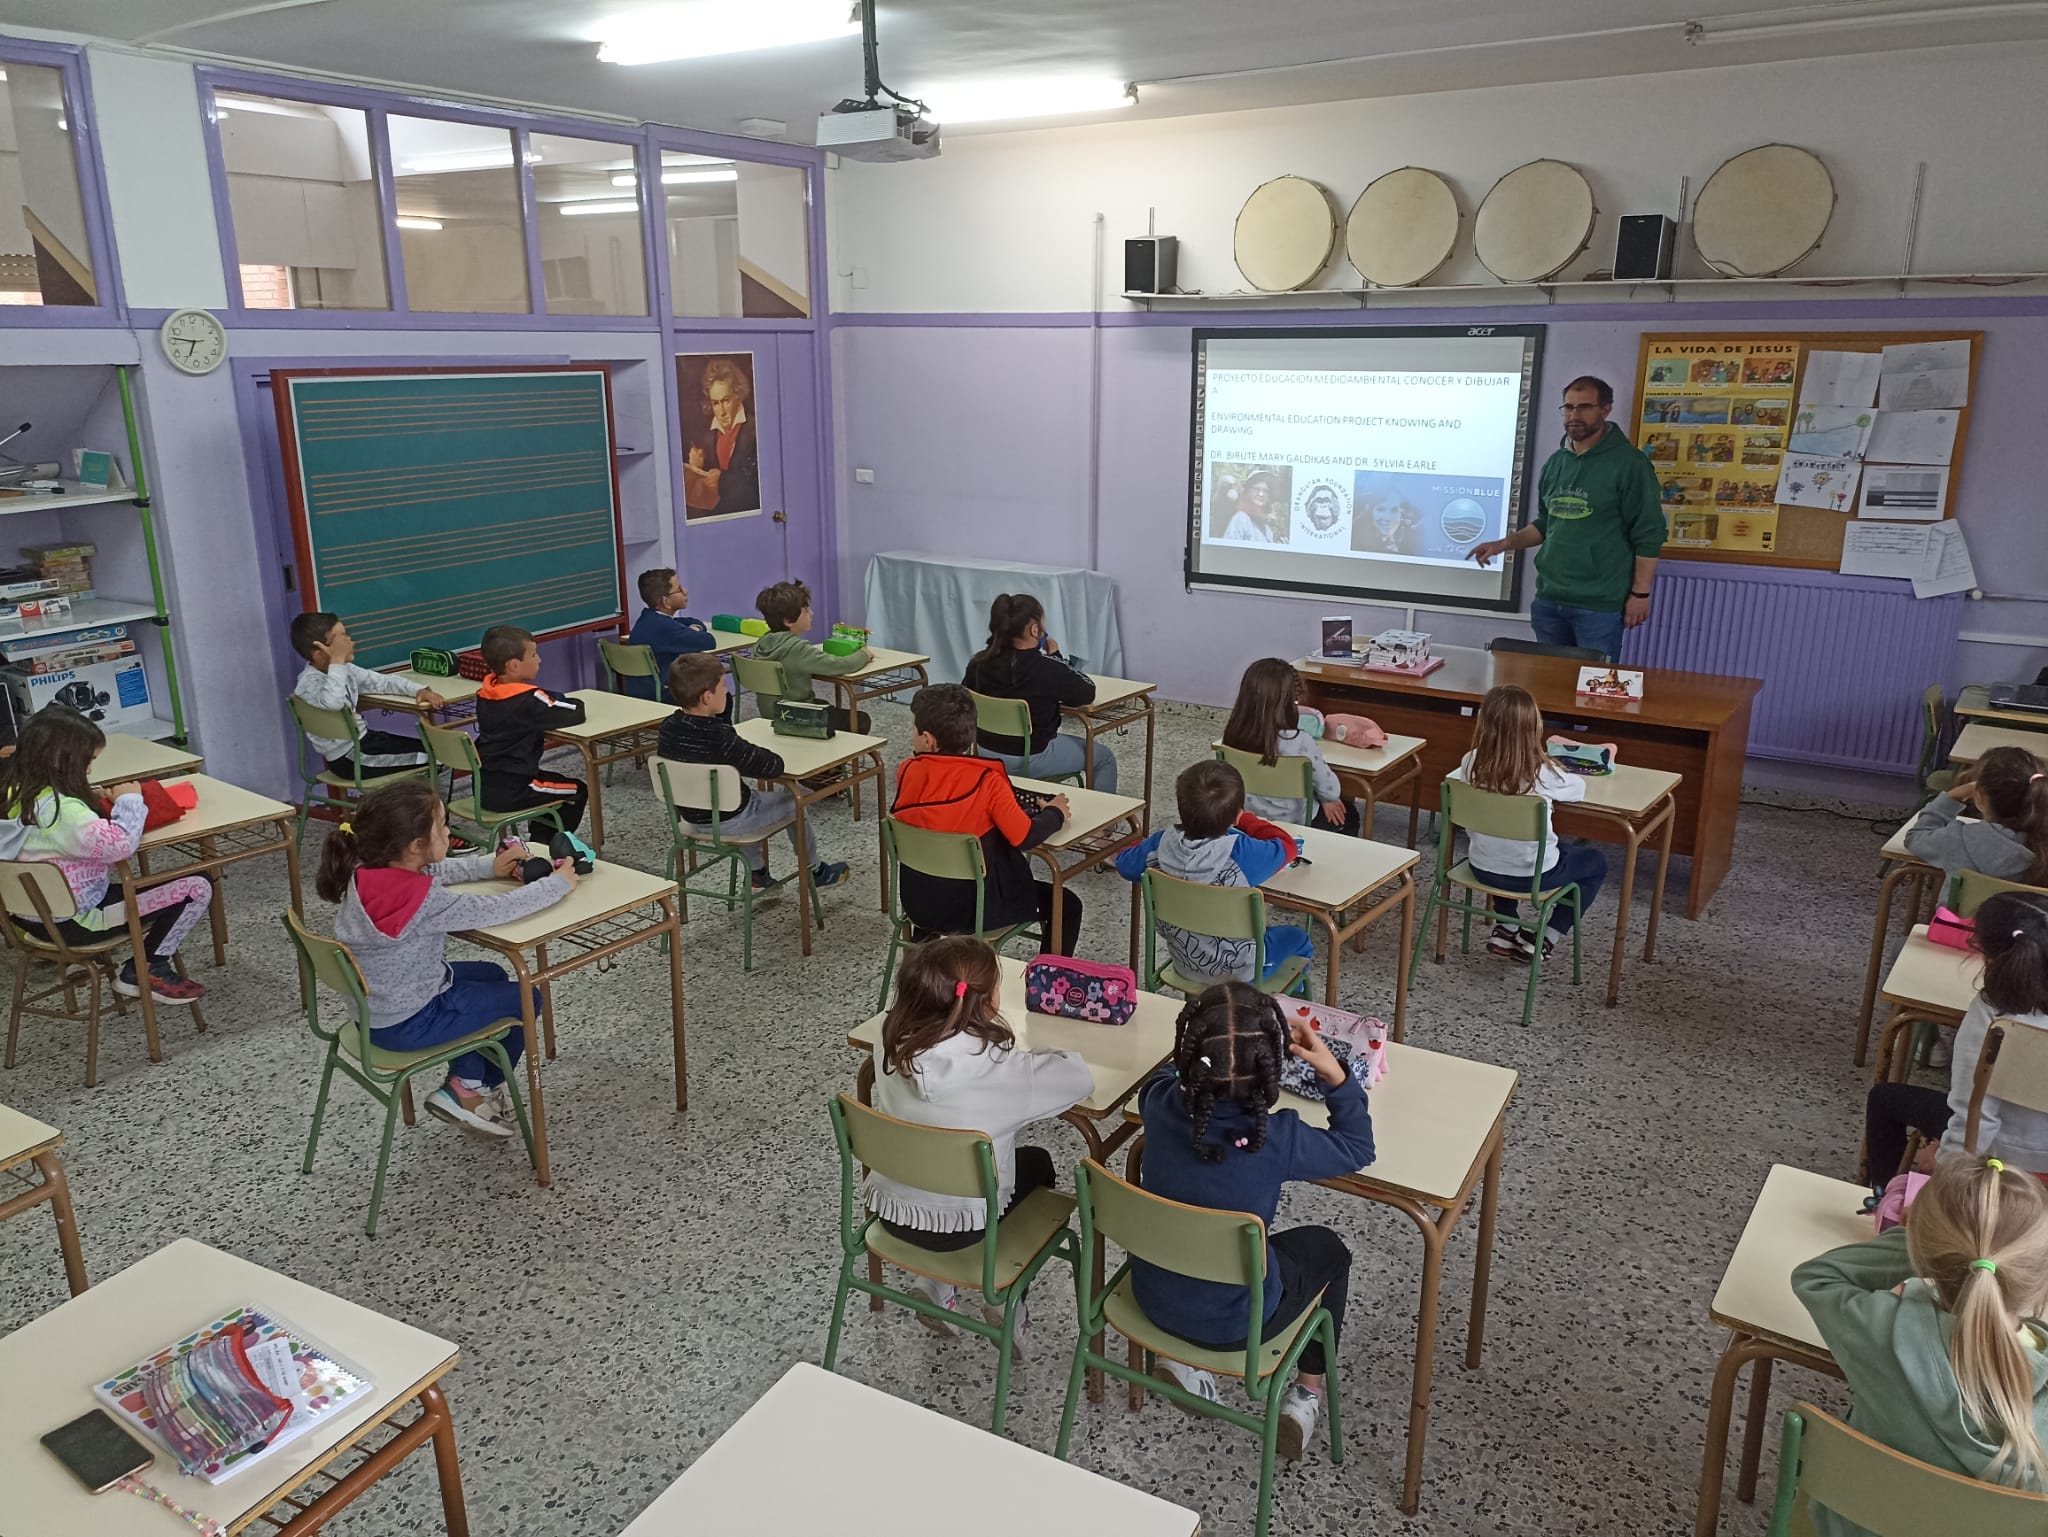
1691, 143, 1836, 278
1232, 175, 1338, 293
1345, 166, 1460, 288
1473, 158, 1596, 283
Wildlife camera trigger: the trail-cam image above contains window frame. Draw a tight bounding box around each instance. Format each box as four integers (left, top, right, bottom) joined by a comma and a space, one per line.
0, 36, 128, 326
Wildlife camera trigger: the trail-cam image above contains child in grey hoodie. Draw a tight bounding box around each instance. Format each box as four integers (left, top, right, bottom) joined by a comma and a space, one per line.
1905, 744, 2048, 888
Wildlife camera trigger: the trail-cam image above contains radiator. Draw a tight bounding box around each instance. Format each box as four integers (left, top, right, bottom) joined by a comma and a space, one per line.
1620, 561, 1963, 774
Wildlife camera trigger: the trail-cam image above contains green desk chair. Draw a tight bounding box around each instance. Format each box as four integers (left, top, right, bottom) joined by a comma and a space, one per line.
419, 720, 565, 847
1410, 778, 1583, 1027
284, 911, 535, 1237
1215, 744, 1316, 815
733, 653, 790, 720
823, 1093, 1078, 1436
970, 690, 1078, 783
876, 818, 1046, 1009
1951, 866, 2048, 916
598, 638, 659, 698
1055, 1158, 1343, 1537
1138, 868, 1311, 999
287, 695, 430, 854
648, 755, 814, 973
1916, 684, 1957, 797
1769, 1401, 2048, 1536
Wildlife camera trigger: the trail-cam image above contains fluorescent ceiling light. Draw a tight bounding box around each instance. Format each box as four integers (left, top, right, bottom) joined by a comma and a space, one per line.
611, 167, 738, 186
1686, 2, 2048, 42
395, 216, 443, 230
916, 76, 1137, 125
596, 0, 859, 64
559, 199, 641, 216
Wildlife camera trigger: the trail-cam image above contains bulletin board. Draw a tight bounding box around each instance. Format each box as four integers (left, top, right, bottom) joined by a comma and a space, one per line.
274, 366, 627, 670
1631, 330, 1981, 571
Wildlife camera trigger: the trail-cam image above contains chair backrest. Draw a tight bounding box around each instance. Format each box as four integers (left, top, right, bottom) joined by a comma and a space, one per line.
734, 654, 788, 698
288, 695, 360, 764
1443, 777, 1549, 842
281, 909, 371, 1050
1768, 1402, 2048, 1536
599, 639, 658, 688
419, 721, 483, 815
886, 817, 988, 882
1144, 867, 1264, 943
1953, 867, 2048, 918
834, 1092, 996, 1200
1967, 1018, 2048, 1153
649, 755, 744, 817
1078, 1158, 1264, 1285
0, 858, 80, 924
1488, 637, 1605, 662
970, 690, 1032, 744
1216, 743, 1314, 805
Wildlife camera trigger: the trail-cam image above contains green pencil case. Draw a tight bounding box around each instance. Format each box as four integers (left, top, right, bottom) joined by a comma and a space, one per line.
739, 618, 770, 637
711, 614, 744, 633
409, 648, 459, 677
821, 635, 862, 657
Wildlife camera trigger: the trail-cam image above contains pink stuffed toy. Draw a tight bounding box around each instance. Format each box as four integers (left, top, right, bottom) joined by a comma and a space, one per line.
1321, 713, 1386, 749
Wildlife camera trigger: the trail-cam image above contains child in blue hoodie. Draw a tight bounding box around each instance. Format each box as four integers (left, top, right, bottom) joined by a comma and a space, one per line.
1135, 982, 1375, 1461
1115, 758, 1313, 986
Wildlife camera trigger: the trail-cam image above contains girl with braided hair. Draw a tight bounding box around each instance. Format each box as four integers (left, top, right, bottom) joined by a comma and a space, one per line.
1132, 981, 1376, 1462
1794, 1157, 2048, 1535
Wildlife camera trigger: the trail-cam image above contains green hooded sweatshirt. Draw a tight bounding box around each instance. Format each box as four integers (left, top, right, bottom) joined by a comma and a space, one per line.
1532, 423, 1666, 612
1792, 1228, 2048, 1537
751, 627, 870, 707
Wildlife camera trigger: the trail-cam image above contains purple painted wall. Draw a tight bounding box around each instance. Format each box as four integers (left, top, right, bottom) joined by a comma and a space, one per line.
833, 302, 2048, 736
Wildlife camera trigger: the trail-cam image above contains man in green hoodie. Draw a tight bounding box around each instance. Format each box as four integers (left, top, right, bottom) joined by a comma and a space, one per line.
1469, 375, 1665, 661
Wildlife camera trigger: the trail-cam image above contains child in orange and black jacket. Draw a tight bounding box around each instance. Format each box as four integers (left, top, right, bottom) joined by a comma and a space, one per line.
891, 684, 1082, 954
475, 625, 589, 840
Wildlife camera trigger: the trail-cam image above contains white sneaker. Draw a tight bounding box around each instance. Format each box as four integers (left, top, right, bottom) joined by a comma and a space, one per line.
484, 1084, 518, 1133
908, 1274, 961, 1335
983, 1297, 1029, 1358
1151, 1356, 1221, 1413
1276, 1383, 1323, 1461
1927, 1034, 1954, 1069
426, 1081, 513, 1138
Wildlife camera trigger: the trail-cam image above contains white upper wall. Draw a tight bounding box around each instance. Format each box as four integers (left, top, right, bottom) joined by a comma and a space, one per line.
86, 46, 228, 309
830, 40, 2048, 313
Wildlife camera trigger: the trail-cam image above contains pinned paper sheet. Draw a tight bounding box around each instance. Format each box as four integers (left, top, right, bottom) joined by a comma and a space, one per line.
1858, 465, 1948, 521
1879, 338, 1971, 411
1799, 350, 1880, 409
1864, 409, 1959, 466
1840, 521, 1935, 579
1786, 405, 1876, 460
1914, 520, 1977, 598
1776, 452, 1861, 511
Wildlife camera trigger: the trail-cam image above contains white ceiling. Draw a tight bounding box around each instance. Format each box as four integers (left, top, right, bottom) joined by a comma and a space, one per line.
15, 0, 2048, 142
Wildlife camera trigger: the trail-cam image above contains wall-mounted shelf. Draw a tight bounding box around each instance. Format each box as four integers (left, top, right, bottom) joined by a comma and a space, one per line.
0, 481, 136, 518
0, 595, 165, 637
615, 446, 651, 458
1122, 271, 2048, 309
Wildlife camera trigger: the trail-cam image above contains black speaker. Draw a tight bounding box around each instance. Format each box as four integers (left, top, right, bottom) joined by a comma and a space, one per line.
1124, 236, 1178, 295
1614, 214, 1676, 280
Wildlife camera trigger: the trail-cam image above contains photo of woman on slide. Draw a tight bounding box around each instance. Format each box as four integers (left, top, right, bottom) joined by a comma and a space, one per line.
1209, 463, 1292, 544
1352, 490, 1422, 555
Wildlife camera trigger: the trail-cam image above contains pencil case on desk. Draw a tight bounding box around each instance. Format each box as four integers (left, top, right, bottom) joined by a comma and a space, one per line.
711, 614, 744, 632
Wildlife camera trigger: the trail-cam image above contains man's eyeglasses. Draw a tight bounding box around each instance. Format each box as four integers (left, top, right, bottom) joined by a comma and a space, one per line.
1558, 403, 1608, 415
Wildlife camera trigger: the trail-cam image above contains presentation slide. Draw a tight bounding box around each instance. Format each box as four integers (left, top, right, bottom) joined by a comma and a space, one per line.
1186, 326, 1546, 613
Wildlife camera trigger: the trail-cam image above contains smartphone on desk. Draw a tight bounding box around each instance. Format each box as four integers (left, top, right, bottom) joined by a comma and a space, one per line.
42, 1408, 154, 1492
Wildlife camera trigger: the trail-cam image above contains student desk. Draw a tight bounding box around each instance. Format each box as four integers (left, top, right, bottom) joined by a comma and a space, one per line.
619, 1362, 1199, 1536
736, 717, 889, 956
826, 646, 931, 726
1065, 675, 1158, 815
119, 775, 302, 1068
1125, 1037, 1517, 1516
87, 735, 203, 784
551, 688, 678, 849
1856, 817, 1944, 1064
1570, 765, 1682, 1006
1693, 1165, 1866, 1536
1298, 645, 1760, 918
1949, 721, 2045, 766
1012, 775, 1145, 960
0, 1103, 86, 1296
849, 953, 1180, 1403
1871, 923, 1981, 1087
708, 629, 754, 655
1954, 684, 2048, 730
452, 863, 685, 1187
360, 670, 482, 725
0, 1237, 469, 1537
1261, 823, 1419, 1029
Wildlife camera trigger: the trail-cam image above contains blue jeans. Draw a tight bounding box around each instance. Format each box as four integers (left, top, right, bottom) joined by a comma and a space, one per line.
987, 733, 1118, 793
1259, 923, 1316, 983
1470, 845, 1608, 935
1529, 597, 1624, 662
370, 961, 533, 1087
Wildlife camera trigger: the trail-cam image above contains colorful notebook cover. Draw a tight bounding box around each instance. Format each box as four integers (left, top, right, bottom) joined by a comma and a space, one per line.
94, 1306, 371, 1484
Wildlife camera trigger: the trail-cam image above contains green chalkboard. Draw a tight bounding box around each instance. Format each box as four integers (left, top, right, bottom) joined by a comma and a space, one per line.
277, 368, 625, 670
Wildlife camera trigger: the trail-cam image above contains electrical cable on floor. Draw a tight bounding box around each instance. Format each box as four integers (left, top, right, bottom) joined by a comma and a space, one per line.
1738, 797, 1904, 835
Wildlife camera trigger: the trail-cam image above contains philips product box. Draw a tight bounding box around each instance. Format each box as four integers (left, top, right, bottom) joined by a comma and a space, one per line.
4, 655, 155, 728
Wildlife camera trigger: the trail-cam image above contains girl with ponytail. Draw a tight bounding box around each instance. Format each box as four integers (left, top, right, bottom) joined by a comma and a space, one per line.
1906, 743, 2048, 886
1795, 1157, 2048, 1535
1131, 981, 1376, 1462
867, 937, 1093, 1333
961, 592, 1118, 792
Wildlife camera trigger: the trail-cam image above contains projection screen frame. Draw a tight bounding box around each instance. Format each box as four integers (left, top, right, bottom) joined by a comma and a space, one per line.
1184, 323, 1548, 615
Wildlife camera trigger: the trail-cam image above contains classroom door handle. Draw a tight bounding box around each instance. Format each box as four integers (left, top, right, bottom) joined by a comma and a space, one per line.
771, 509, 786, 523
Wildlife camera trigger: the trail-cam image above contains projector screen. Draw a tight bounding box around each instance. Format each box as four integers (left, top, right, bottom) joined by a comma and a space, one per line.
1185, 325, 1547, 614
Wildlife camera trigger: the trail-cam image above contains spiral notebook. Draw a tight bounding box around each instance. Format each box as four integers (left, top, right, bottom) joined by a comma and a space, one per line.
93, 1306, 371, 1484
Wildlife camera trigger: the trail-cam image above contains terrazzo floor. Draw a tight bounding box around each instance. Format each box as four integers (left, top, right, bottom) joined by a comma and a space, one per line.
0, 696, 1931, 1536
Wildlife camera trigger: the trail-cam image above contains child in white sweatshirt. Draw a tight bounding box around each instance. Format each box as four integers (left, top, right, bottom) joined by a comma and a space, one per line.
868, 935, 1094, 1343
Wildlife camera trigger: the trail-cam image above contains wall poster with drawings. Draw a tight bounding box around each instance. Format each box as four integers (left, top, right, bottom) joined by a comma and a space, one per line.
1638, 338, 1798, 556
677, 352, 763, 521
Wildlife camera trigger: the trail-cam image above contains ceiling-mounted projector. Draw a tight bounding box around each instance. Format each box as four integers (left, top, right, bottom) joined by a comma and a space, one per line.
818, 0, 939, 161
818, 99, 939, 161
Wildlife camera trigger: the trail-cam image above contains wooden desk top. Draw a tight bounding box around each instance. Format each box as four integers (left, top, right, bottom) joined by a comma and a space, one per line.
0, 1102, 60, 1168
619, 1363, 1200, 1536
1952, 722, 2048, 765
708, 630, 754, 656
555, 688, 676, 739
362, 671, 481, 707
139, 776, 294, 848
1298, 644, 1762, 732
842, 646, 930, 680
1575, 765, 1684, 818
1881, 924, 1982, 1014
850, 956, 1176, 1118
1955, 685, 2048, 729
735, 717, 888, 778
1710, 1164, 1872, 1352
1011, 775, 1144, 851
453, 862, 678, 950
1317, 732, 1426, 778
0, 1238, 457, 1537
1070, 675, 1156, 714
89, 734, 203, 786
1262, 823, 1419, 911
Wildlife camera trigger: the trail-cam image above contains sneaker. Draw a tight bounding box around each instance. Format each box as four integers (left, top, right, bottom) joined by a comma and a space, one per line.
426, 1079, 514, 1138
1927, 1034, 1954, 1069
982, 1298, 1030, 1358
484, 1083, 518, 1131
1484, 924, 1524, 958
812, 861, 850, 889
1151, 1357, 1221, 1414
1276, 1383, 1323, 1461
908, 1273, 962, 1335
750, 868, 781, 892
448, 832, 481, 855
114, 959, 206, 1006
1507, 932, 1558, 965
